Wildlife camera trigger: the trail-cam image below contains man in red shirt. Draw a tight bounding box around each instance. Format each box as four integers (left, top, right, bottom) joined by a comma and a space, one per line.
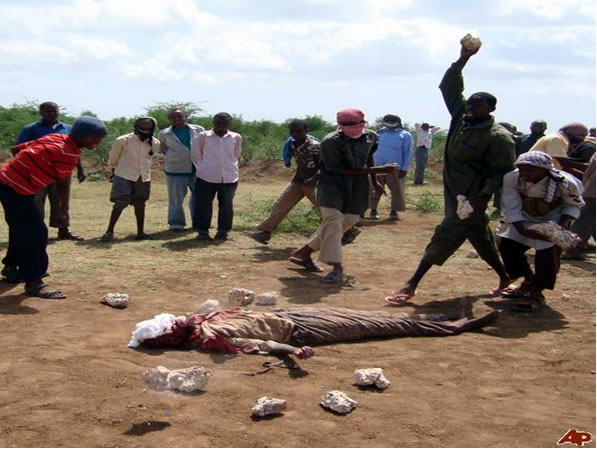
0, 116, 107, 299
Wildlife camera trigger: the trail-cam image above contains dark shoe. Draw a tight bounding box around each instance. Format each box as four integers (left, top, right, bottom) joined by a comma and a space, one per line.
170, 228, 186, 233
388, 210, 399, 221
246, 231, 270, 244
135, 233, 153, 241
214, 231, 230, 241
368, 210, 379, 220
341, 227, 361, 245
99, 232, 114, 242
196, 233, 213, 242
1, 266, 21, 284
57, 231, 85, 241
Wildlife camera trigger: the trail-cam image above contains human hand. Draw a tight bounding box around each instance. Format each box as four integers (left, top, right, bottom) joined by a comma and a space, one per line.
373, 181, 386, 197
398, 170, 407, 179
77, 170, 87, 183
294, 346, 314, 359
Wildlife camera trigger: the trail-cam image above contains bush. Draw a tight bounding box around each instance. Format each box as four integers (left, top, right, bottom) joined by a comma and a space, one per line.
410, 191, 442, 213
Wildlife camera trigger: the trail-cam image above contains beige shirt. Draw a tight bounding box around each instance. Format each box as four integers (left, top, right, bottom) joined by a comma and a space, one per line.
192, 130, 242, 183
109, 133, 160, 182
529, 133, 568, 169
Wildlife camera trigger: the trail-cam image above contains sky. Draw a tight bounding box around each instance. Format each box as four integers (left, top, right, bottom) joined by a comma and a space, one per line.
0, 0, 595, 133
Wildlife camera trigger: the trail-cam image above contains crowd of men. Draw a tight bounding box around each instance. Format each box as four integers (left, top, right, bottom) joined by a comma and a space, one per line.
0, 40, 594, 317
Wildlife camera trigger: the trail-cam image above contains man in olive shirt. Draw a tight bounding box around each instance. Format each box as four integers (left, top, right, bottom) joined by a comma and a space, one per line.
386, 40, 515, 304
289, 108, 394, 282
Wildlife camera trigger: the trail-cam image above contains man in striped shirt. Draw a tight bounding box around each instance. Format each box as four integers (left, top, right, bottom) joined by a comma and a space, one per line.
0, 116, 107, 299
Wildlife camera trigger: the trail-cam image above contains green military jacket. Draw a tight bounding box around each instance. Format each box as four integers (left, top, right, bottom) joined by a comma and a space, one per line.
440, 59, 516, 223
317, 129, 378, 215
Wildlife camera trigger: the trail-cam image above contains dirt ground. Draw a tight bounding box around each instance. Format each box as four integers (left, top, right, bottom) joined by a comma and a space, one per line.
0, 167, 595, 448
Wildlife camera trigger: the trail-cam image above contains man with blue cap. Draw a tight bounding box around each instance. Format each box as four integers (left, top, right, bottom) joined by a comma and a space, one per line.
17, 101, 88, 241
0, 116, 107, 299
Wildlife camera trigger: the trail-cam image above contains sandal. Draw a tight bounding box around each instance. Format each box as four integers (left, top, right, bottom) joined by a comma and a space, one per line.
384, 290, 415, 305
100, 232, 114, 242
25, 283, 66, 299
502, 283, 532, 299
135, 233, 154, 241
510, 294, 546, 313
289, 257, 324, 273
322, 271, 343, 283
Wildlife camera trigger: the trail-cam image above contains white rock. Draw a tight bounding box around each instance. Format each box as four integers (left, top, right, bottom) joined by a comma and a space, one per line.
526, 222, 582, 251
256, 291, 278, 306
228, 288, 256, 307
320, 391, 357, 414
354, 368, 391, 390
143, 366, 213, 392
128, 313, 180, 348
197, 299, 220, 315
101, 293, 129, 309
460, 33, 482, 52
251, 396, 287, 417
456, 195, 474, 220
561, 294, 571, 301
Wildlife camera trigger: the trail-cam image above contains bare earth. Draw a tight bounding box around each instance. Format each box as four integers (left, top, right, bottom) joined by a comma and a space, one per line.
0, 168, 595, 448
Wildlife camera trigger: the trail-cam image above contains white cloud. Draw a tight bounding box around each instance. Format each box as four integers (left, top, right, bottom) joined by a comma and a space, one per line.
498, 0, 595, 19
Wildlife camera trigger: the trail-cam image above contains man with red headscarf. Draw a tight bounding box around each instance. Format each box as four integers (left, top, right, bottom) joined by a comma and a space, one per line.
289, 108, 395, 282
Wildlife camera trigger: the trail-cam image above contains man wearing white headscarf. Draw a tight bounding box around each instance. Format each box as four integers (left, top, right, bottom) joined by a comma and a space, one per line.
101, 117, 160, 242
497, 151, 584, 312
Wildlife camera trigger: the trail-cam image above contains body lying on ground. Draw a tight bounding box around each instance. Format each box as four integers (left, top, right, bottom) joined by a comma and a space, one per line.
130, 307, 499, 359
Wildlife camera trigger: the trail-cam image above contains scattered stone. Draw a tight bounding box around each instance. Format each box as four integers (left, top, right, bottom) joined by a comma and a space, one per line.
354, 368, 391, 390
228, 288, 256, 307
256, 292, 278, 306
197, 299, 220, 315
101, 293, 129, 309
466, 250, 479, 259
561, 294, 571, 301
460, 33, 482, 52
320, 391, 357, 414
456, 195, 474, 220
143, 366, 213, 393
526, 222, 582, 251
251, 397, 287, 417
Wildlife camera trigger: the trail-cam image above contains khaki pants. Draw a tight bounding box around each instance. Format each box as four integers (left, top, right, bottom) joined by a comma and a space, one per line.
258, 182, 319, 232
369, 171, 406, 212
307, 207, 360, 264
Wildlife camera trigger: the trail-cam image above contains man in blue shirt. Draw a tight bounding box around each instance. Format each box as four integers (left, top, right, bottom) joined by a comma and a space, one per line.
17, 102, 86, 240
368, 115, 413, 220
158, 109, 205, 231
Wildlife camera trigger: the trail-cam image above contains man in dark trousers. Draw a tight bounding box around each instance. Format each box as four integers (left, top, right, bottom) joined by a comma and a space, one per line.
17, 101, 87, 240
386, 39, 516, 304
0, 116, 107, 298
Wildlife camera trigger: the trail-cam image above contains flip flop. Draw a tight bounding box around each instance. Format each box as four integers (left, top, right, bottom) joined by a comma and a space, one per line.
384, 291, 415, 306
502, 283, 532, 299
25, 283, 66, 299
288, 257, 324, 273
100, 232, 114, 242
510, 294, 546, 313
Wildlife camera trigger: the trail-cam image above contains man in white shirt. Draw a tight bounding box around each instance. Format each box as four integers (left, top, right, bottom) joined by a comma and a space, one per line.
497, 151, 584, 312
101, 117, 160, 242
413, 122, 441, 185
192, 113, 242, 241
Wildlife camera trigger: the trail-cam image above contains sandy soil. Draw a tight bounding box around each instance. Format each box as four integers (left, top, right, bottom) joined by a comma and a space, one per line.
0, 174, 595, 448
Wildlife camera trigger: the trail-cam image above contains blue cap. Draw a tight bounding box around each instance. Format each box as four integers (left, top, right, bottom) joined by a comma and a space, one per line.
69, 116, 108, 140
